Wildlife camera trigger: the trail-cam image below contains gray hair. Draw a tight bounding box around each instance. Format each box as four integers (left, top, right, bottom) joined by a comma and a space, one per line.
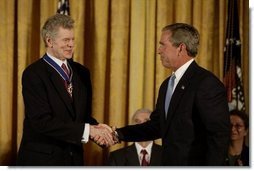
162, 23, 200, 57
41, 13, 74, 47
132, 108, 152, 122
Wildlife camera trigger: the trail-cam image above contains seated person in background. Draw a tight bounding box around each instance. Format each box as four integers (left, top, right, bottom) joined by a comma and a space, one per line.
225, 109, 249, 166
107, 108, 162, 166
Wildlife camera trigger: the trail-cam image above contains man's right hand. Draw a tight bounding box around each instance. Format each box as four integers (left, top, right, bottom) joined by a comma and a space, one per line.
90, 124, 118, 147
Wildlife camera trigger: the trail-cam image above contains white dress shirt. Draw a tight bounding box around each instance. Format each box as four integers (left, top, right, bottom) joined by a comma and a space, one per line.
135, 142, 153, 165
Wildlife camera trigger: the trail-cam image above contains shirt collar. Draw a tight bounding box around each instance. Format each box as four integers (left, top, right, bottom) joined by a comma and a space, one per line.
46, 52, 68, 67
174, 59, 194, 80
135, 142, 153, 157
171, 58, 194, 89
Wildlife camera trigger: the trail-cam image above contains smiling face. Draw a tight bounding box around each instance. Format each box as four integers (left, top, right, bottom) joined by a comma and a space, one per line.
46, 27, 74, 60
230, 115, 248, 141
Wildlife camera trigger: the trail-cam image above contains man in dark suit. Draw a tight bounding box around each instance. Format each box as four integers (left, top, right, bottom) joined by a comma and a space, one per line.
16, 14, 114, 166
107, 109, 162, 166
110, 23, 230, 166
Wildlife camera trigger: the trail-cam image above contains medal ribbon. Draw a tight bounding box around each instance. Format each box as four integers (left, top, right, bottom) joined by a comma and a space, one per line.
43, 55, 73, 83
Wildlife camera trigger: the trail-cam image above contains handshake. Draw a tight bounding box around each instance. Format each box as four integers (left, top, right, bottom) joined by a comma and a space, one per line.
89, 124, 120, 147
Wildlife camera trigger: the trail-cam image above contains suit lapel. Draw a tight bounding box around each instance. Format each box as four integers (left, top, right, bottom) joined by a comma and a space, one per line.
164, 62, 198, 135
70, 65, 83, 120
44, 59, 75, 118
150, 144, 162, 165
126, 144, 140, 166
165, 76, 190, 122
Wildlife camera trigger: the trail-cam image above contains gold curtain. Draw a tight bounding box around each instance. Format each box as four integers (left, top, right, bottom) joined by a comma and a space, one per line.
0, 0, 249, 166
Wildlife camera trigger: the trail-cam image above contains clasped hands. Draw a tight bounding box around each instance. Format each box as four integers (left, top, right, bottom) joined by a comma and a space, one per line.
90, 124, 119, 147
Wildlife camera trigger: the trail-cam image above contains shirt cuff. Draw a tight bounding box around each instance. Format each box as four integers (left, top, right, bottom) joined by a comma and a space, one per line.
81, 123, 90, 143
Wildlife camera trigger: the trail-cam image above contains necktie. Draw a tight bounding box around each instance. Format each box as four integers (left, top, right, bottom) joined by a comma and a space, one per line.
141, 149, 149, 166
61, 63, 70, 77
165, 74, 176, 115
61, 63, 72, 97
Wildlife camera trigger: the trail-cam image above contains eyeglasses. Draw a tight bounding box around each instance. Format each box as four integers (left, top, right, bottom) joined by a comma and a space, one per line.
231, 124, 245, 130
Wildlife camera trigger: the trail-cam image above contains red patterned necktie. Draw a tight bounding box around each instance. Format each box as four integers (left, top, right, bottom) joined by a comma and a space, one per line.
61, 63, 72, 97
141, 149, 149, 166
61, 63, 70, 77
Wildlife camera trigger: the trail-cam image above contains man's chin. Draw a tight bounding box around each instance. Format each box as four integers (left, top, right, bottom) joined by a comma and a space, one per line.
65, 56, 73, 59
161, 62, 170, 68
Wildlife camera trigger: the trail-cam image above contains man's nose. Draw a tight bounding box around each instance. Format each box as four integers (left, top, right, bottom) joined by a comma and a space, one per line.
157, 49, 161, 54
68, 40, 74, 47
157, 46, 162, 54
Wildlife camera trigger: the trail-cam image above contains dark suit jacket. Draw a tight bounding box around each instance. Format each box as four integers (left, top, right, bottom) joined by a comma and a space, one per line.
107, 143, 162, 166
17, 54, 98, 166
117, 61, 230, 166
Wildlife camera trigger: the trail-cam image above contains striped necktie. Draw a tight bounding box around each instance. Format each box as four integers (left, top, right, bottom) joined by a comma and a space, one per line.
61, 63, 72, 97
61, 63, 70, 78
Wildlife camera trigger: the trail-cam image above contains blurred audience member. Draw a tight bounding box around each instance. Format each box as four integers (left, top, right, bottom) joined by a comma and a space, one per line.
107, 108, 162, 166
225, 109, 249, 166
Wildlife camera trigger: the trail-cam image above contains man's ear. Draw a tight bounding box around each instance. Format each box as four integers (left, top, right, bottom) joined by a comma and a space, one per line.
178, 43, 187, 55
46, 37, 53, 48
179, 43, 186, 52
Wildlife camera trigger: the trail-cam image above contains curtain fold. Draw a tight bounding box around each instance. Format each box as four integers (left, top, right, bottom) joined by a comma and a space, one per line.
0, 0, 15, 164
0, 0, 249, 166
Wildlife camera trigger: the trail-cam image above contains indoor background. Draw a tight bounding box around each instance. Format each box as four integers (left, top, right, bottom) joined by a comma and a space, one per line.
0, 0, 249, 165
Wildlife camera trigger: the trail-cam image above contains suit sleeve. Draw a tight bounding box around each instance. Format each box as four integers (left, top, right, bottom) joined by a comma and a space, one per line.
196, 75, 230, 165
116, 81, 166, 142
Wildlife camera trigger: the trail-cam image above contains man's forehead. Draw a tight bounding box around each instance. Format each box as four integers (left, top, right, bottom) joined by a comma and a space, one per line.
160, 31, 171, 40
